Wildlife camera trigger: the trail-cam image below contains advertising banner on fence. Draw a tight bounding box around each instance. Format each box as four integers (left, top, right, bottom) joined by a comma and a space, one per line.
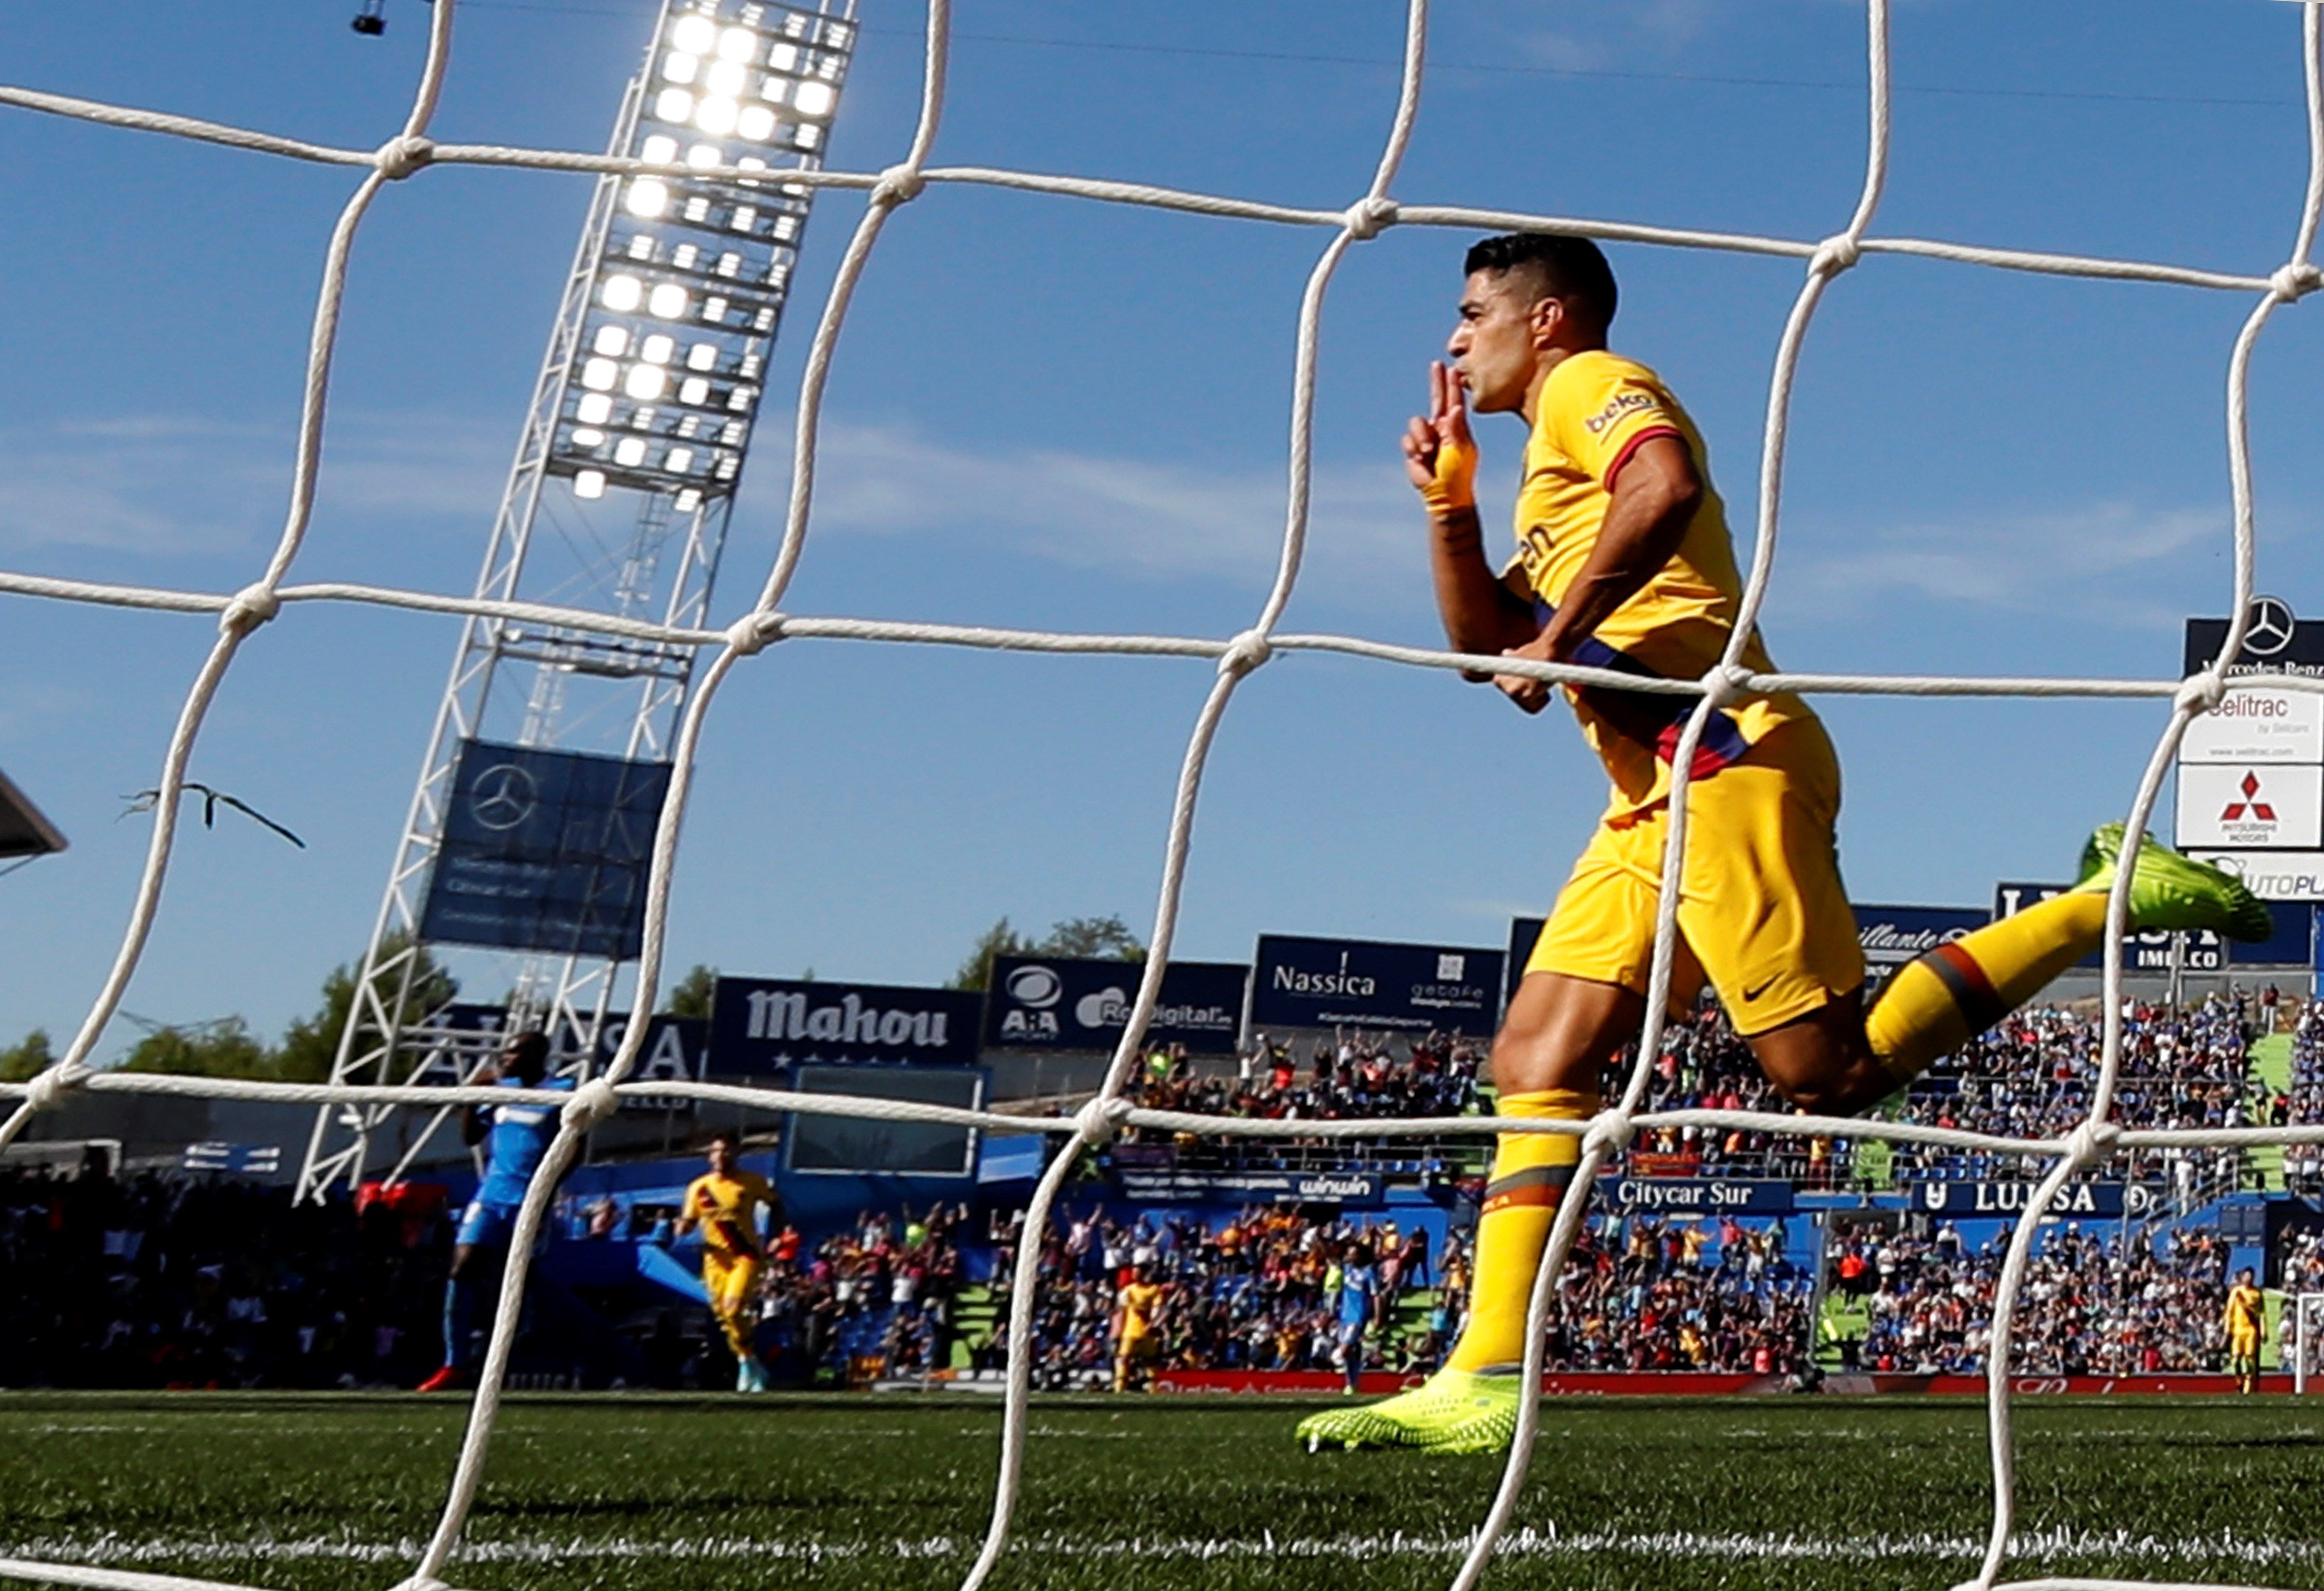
1993, 882, 2223, 972
708, 977, 980, 1073
410, 1003, 705, 1111
981, 956, 1247, 1054
1108, 1147, 1386, 1207
1908, 1181, 2162, 1218
1601, 1177, 1795, 1215
2191, 852, 2324, 906
418, 740, 671, 960
1250, 934, 1503, 1035
1853, 905, 1985, 966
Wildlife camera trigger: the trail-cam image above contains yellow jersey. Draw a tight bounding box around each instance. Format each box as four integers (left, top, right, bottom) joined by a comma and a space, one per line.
2225, 1283, 2265, 1337
1118, 1281, 1165, 1339
1510, 350, 1818, 816
682, 1169, 778, 1258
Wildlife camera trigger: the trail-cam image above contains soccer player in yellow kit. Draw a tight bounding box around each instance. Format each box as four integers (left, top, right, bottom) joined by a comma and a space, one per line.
676, 1132, 780, 1393
2225, 1267, 2266, 1393
1298, 232, 2271, 1454
1113, 1267, 1166, 1393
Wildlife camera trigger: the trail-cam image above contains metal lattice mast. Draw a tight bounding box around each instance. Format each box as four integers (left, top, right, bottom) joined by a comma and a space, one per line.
298, 0, 857, 1201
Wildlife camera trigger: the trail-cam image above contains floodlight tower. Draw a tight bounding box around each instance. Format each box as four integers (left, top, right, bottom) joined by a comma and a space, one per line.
296, 0, 857, 1200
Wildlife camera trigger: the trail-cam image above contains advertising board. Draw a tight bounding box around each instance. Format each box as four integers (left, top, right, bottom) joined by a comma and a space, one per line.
418, 740, 670, 959
1992, 882, 2222, 972
981, 956, 1246, 1053
708, 977, 980, 1073
1250, 934, 1503, 1035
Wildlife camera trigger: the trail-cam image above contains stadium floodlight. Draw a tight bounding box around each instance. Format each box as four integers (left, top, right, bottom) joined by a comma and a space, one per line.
543, 0, 856, 505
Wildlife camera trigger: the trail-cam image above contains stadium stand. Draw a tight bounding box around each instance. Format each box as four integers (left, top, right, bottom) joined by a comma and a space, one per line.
0, 994, 2308, 1390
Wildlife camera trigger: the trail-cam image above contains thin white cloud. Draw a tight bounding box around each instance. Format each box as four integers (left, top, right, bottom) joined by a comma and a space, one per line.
0, 412, 509, 558
810, 418, 1418, 599
1783, 500, 2222, 626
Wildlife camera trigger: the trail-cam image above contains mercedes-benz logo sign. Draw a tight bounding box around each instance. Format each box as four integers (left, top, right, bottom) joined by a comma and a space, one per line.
468, 762, 538, 832
2244, 595, 2296, 658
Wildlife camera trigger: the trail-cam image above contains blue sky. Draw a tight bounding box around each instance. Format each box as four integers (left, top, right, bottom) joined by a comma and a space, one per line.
2, 0, 2321, 1055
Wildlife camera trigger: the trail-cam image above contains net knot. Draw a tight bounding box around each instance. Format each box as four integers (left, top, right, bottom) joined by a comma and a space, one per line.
726, 611, 786, 656
1074, 1094, 1133, 1144
872, 164, 927, 206
1698, 661, 1754, 709
1581, 1109, 1635, 1157
1343, 196, 1398, 240
1810, 233, 1863, 275
374, 135, 436, 181
19, 1065, 82, 1115
2269, 261, 2321, 303
219, 583, 282, 636
2060, 1118, 2121, 1167
1217, 629, 1273, 677
2175, 669, 2226, 715
561, 1078, 621, 1131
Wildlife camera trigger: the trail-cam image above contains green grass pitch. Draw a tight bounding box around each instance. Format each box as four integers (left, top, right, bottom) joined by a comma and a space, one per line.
2, 1394, 2321, 1591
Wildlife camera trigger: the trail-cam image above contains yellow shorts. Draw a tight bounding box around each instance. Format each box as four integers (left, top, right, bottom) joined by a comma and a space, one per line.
702, 1250, 760, 1320
1525, 717, 1864, 1036
2230, 1328, 2261, 1358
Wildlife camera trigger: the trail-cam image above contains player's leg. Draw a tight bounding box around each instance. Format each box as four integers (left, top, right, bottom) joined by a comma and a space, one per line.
1689, 721, 2266, 1114
1295, 872, 1661, 1455
422, 1200, 509, 1391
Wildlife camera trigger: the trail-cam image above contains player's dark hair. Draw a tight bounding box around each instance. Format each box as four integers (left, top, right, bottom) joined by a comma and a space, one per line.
504, 1030, 550, 1074
1463, 233, 1618, 331
709, 1130, 740, 1150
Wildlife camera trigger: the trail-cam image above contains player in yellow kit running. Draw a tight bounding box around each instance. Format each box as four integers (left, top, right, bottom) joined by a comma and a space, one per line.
1297, 233, 2272, 1455
675, 1132, 781, 1393
2224, 1267, 2265, 1393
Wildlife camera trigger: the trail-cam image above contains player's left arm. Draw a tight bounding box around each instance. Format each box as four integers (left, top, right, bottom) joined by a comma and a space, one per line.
1494, 434, 1701, 713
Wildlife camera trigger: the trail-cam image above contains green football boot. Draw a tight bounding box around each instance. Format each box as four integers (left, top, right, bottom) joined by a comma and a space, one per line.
2075, 823, 2272, 942
1294, 1368, 1522, 1455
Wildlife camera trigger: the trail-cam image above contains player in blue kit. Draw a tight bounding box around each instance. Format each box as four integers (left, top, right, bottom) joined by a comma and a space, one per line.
418, 1030, 572, 1392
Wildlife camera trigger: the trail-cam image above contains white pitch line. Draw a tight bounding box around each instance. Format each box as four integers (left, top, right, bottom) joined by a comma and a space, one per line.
8, 1528, 2324, 1568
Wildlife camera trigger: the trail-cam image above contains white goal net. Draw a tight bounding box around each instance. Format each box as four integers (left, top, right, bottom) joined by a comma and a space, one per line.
3, 5, 2324, 1591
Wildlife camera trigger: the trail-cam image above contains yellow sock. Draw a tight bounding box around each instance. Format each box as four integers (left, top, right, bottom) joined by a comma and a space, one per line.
1445, 1088, 1593, 1374
1865, 892, 2109, 1085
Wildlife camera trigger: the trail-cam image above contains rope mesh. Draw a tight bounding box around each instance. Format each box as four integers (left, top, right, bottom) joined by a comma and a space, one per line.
0, 2, 2320, 1589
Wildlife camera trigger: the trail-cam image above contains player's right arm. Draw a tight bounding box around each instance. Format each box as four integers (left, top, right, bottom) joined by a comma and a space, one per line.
672, 1176, 703, 1238
1408, 361, 1537, 676
460, 1063, 500, 1147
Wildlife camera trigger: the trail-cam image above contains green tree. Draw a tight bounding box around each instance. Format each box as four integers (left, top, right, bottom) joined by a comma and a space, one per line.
949, 914, 1145, 991
1039, 915, 1145, 962
275, 934, 459, 1083
663, 963, 718, 1019
0, 1030, 54, 1083
121, 1017, 272, 1079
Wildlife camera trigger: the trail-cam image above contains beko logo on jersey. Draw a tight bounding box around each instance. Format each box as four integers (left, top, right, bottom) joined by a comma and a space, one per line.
1582, 390, 1660, 434
741, 989, 950, 1049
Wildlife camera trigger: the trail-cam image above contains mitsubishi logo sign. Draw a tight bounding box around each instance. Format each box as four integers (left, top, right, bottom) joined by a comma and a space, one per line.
2221, 770, 2276, 823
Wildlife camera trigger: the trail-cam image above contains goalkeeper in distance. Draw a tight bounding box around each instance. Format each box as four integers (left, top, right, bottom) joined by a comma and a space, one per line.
1297, 234, 2272, 1455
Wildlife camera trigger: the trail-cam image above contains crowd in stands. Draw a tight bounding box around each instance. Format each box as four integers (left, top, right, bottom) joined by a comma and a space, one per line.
0, 1154, 446, 1389
716, 1200, 972, 1384
1831, 1221, 2238, 1375
1124, 1033, 1483, 1131
2286, 999, 2324, 1192
995, 1202, 1811, 1386
1111, 995, 2268, 1193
